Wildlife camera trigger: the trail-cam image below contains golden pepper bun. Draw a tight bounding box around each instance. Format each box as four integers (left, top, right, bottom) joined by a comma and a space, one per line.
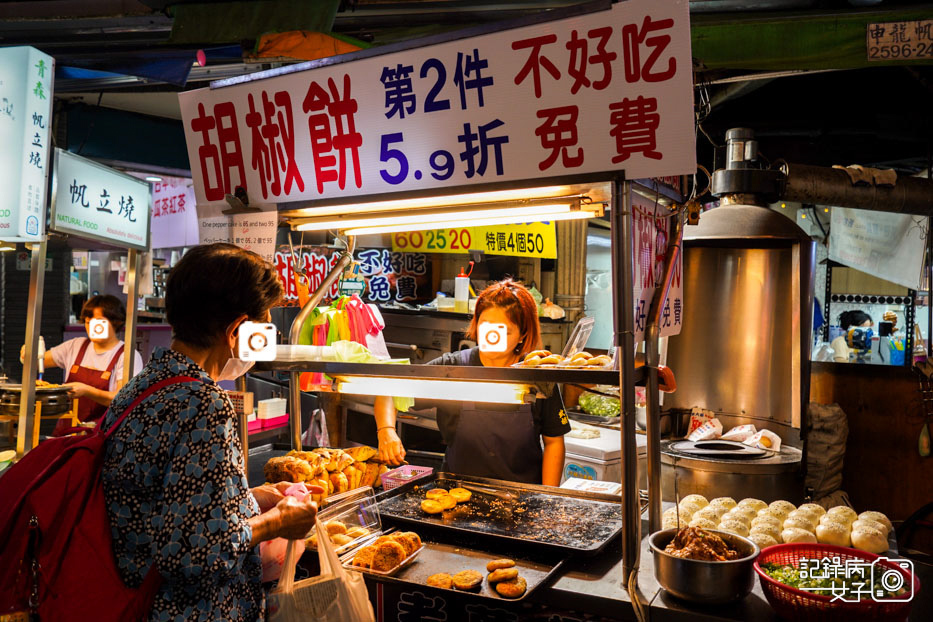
751, 515, 783, 532
331, 533, 354, 547
522, 356, 542, 367
495, 576, 527, 598
488, 568, 520, 583
371, 540, 407, 572
570, 351, 593, 361
766, 500, 797, 521
421, 499, 444, 514
436, 495, 457, 510
662, 508, 691, 529
851, 526, 888, 554
816, 522, 851, 547
426, 573, 453, 588
452, 570, 483, 591
781, 527, 817, 544
401, 531, 423, 550
538, 355, 562, 365
786, 510, 818, 531
737, 498, 768, 513
750, 524, 782, 543
858, 511, 893, 535
689, 517, 718, 530
565, 357, 588, 367
390, 533, 418, 556
783, 516, 815, 533
826, 506, 858, 525
798, 503, 826, 518
525, 350, 551, 360
486, 558, 516, 572
790, 507, 822, 526
351, 545, 377, 568
449, 488, 472, 503
325, 520, 347, 536
709, 497, 737, 511
718, 520, 749, 537
426, 489, 449, 500
680, 494, 709, 509
748, 532, 779, 549
346, 526, 371, 539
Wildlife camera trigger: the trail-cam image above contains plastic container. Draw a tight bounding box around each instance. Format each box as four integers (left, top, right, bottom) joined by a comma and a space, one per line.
261, 414, 289, 429
309, 487, 425, 576
381, 465, 434, 490
247, 418, 263, 434
454, 262, 473, 314
754, 543, 919, 622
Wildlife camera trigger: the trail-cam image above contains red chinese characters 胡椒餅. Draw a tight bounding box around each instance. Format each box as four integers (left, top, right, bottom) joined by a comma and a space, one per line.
245, 90, 305, 199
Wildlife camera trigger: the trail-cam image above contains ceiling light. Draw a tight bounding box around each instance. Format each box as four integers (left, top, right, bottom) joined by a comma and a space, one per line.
292, 203, 575, 232
343, 209, 598, 236
287, 186, 573, 219
335, 377, 530, 404
144, 176, 163, 182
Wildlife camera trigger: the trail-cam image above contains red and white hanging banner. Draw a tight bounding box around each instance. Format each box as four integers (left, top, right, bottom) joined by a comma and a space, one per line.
179, 0, 694, 207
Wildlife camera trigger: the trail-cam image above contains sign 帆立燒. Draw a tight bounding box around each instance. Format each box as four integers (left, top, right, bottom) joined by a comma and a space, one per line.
50, 149, 152, 251
179, 0, 695, 208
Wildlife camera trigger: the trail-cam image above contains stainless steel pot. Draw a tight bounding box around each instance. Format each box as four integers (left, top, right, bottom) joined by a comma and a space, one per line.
649, 528, 760, 604
661, 440, 804, 504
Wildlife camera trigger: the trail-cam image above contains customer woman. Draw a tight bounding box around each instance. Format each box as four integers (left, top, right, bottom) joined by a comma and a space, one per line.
41, 294, 143, 434
375, 279, 570, 486
101, 244, 320, 620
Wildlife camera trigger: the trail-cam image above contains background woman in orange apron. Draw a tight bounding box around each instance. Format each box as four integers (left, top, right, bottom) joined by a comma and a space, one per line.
43, 295, 143, 434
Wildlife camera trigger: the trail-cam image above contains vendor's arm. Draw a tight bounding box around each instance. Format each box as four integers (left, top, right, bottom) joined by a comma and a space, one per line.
537, 388, 571, 487
830, 336, 849, 363
375, 395, 406, 465
65, 382, 116, 406
541, 435, 565, 487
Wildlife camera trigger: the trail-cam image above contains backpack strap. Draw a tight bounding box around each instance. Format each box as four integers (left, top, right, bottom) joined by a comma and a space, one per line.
103, 375, 200, 440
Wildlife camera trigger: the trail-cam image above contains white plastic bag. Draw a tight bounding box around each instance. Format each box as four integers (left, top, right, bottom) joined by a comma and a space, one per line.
268, 517, 374, 622
302, 408, 331, 449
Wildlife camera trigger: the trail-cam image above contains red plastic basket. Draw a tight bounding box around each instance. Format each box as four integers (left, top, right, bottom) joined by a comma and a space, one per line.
380, 465, 433, 490
753, 543, 920, 622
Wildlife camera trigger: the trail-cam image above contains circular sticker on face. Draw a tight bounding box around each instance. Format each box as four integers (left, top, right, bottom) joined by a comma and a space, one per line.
248, 332, 268, 352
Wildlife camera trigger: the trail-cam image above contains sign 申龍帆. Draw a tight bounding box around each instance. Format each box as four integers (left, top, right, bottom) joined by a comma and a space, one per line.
179, 0, 695, 208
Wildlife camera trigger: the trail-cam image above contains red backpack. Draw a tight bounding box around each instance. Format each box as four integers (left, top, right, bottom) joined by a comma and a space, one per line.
0, 375, 199, 621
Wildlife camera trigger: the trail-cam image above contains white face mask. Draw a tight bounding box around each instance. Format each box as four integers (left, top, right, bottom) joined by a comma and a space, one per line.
217, 347, 254, 382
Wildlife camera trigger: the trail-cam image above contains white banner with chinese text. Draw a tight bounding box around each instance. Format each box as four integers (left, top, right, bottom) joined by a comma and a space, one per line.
632, 191, 682, 339
829, 207, 926, 290
179, 0, 694, 207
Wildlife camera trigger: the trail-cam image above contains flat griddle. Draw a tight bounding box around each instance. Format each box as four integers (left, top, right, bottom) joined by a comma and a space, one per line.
344, 535, 565, 602
377, 472, 623, 556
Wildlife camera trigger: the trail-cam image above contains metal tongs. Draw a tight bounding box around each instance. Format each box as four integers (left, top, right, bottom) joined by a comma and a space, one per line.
460, 483, 518, 503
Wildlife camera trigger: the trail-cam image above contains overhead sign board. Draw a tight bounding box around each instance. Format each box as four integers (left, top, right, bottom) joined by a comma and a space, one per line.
0, 46, 54, 242
179, 0, 695, 208
391, 221, 557, 258
50, 149, 152, 251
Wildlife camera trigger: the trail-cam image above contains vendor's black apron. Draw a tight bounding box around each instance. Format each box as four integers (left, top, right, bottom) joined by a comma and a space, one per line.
444, 348, 543, 484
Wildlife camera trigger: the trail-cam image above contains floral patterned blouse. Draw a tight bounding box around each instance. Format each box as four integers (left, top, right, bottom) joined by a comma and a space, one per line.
101, 347, 263, 621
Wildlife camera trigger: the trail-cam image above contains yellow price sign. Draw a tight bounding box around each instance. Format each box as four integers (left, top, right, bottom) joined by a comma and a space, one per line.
473, 221, 557, 258
391, 222, 556, 259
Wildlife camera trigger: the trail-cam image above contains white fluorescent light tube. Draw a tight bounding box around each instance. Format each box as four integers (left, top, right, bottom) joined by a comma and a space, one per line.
335, 377, 530, 404
289, 186, 573, 218
294, 203, 573, 232
344, 209, 597, 236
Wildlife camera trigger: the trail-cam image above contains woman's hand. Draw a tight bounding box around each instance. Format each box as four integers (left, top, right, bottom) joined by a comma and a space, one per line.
65, 382, 92, 398
272, 496, 319, 541
251, 482, 292, 513
377, 427, 406, 466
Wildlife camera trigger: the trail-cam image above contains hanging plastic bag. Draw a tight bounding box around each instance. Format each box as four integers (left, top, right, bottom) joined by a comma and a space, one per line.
260, 483, 309, 582
268, 518, 374, 622
301, 408, 331, 448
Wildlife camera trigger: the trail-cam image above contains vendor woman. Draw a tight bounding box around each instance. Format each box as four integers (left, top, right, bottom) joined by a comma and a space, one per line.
45, 294, 143, 433
375, 279, 570, 486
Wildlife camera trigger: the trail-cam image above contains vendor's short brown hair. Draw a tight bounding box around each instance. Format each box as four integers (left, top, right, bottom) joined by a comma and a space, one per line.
81, 295, 127, 332
166, 243, 284, 349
